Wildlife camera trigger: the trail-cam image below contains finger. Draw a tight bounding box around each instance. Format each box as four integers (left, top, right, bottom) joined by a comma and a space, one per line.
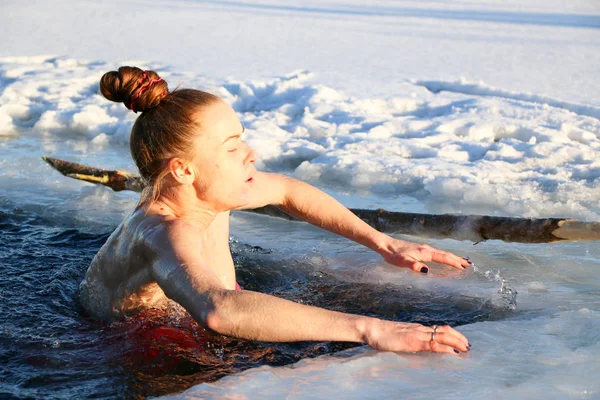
427, 340, 464, 356
409, 261, 429, 274
417, 324, 435, 333
431, 250, 469, 270
417, 330, 468, 353
437, 325, 470, 348
433, 331, 470, 352
436, 250, 469, 269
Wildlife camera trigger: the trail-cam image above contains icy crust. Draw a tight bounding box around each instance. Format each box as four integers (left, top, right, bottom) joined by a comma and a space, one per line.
161, 308, 600, 400
1, 56, 599, 220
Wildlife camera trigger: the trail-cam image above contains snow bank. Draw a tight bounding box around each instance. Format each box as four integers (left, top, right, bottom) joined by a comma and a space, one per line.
1, 56, 599, 220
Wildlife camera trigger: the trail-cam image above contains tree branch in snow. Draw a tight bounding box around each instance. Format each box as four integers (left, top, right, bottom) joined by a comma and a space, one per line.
42, 156, 600, 244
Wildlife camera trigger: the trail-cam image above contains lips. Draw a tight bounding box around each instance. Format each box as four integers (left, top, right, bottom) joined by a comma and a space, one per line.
246, 170, 255, 183
245, 167, 257, 183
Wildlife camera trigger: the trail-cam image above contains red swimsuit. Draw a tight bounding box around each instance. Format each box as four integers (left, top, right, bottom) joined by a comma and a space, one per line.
119, 282, 242, 372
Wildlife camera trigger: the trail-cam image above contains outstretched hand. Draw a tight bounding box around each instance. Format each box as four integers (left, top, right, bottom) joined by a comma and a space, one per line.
364, 320, 471, 355
379, 239, 471, 273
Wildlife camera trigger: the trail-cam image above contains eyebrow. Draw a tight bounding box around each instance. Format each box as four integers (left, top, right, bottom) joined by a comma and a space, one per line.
222, 126, 245, 144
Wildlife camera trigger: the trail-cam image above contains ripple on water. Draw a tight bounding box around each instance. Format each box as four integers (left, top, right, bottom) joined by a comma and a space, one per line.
0, 209, 517, 399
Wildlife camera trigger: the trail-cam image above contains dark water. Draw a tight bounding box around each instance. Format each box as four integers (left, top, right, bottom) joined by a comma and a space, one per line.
0, 206, 515, 399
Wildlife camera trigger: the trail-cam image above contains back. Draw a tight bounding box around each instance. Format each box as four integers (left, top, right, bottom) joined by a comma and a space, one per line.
78, 209, 169, 320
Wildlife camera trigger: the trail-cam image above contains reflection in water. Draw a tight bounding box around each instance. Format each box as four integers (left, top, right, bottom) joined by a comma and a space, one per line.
0, 208, 516, 399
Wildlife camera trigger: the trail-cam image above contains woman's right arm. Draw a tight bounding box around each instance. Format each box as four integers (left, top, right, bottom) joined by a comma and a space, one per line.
149, 221, 470, 354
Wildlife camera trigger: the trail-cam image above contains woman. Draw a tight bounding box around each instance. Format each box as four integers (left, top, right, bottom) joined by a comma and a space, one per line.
79, 66, 471, 355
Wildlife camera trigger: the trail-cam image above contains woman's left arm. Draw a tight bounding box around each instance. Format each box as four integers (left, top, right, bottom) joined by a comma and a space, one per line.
238, 173, 470, 272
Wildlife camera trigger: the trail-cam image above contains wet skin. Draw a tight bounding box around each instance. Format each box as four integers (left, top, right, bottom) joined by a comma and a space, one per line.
79, 100, 471, 355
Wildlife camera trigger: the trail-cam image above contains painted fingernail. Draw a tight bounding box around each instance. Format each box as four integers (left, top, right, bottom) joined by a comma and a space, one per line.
454, 349, 460, 354
462, 257, 473, 265
467, 343, 472, 349
420, 267, 429, 273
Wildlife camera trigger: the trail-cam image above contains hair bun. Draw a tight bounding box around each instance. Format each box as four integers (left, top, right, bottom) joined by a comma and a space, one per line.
99, 66, 168, 113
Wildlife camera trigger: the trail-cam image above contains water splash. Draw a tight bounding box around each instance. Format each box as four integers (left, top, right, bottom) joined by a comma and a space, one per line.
472, 263, 518, 310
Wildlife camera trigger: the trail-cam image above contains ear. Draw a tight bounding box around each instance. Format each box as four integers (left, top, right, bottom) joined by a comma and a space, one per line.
168, 157, 195, 185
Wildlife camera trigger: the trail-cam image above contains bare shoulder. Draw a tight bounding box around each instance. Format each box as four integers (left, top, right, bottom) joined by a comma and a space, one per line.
235, 171, 289, 210
143, 218, 226, 315
142, 218, 223, 285
144, 218, 203, 255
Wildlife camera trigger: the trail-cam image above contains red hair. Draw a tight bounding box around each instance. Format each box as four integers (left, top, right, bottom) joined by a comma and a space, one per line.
100, 66, 220, 203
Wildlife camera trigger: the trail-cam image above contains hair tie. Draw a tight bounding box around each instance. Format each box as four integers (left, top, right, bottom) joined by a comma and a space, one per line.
129, 71, 164, 112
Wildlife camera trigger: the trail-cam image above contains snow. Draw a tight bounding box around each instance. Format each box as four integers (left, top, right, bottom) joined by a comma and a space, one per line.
2, 56, 599, 219
2, 0, 599, 103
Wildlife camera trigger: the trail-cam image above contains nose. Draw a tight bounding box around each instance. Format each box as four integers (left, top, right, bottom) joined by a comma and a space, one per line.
244, 143, 257, 165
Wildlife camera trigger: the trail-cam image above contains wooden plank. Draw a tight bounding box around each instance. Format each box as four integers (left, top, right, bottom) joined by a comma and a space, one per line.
42, 156, 600, 243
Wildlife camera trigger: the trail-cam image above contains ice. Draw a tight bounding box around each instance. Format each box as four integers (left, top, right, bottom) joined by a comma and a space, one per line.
2, 55, 599, 220
2, 1, 599, 103
417, 79, 600, 120
162, 309, 600, 400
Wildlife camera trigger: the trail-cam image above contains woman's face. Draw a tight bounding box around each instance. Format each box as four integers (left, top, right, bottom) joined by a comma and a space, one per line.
189, 100, 257, 211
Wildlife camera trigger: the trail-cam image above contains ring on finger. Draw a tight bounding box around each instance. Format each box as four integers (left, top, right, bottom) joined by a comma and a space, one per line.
430, 325, 438, 342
